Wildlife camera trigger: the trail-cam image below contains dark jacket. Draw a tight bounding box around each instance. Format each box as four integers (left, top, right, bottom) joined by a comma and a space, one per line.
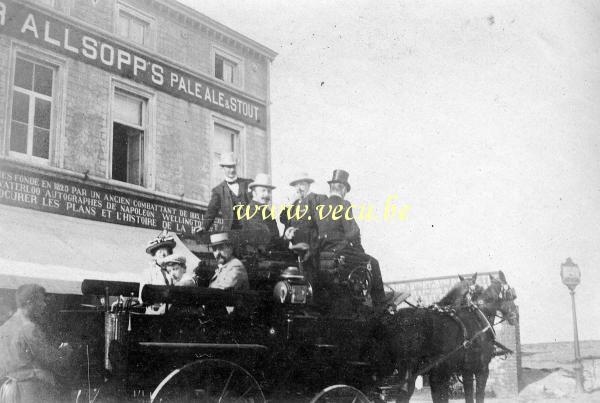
240, 200, 286, 251
280, 192, 327, 248
202, 178, 252, 231
315, 194, 364, 253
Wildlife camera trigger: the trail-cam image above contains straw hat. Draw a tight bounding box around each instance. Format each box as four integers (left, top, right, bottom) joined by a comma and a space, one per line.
289, 172, 314, 187
219, 152, 237, 166
249, 173, 276, 189
210, 232, 232, 246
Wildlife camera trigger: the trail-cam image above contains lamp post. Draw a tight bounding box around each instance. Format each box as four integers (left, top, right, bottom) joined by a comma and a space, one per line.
560, 257, 584, 393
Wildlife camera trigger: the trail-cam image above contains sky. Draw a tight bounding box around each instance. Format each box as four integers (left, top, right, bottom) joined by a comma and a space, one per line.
180, 0, 600, 344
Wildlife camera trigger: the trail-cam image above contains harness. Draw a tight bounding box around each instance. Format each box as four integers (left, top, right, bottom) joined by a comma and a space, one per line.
415, 303, 494, 376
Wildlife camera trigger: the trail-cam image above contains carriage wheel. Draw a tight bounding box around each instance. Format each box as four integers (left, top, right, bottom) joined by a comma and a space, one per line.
150, 359, 265, 403
310, 384, 371, 403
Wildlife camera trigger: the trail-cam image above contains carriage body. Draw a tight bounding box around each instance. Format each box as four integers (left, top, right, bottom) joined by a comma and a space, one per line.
52, 237, 384, 402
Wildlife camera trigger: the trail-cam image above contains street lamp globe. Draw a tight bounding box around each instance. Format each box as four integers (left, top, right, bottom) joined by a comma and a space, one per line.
560, 257, 581, 291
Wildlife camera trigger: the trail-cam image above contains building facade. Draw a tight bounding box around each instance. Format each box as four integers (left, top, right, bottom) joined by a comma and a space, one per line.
0, 0, 275, 292
386, 273, 522, 399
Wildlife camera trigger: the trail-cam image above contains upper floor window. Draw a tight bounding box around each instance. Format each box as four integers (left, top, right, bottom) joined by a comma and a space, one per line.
112, 90, 147, 186
116, 3, 154, 47
213, 47, 243, 88
211, 123, 241, 187
9, 57, 55, 162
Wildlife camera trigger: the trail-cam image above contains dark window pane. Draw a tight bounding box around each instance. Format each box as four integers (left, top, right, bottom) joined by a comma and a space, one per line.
33, 128, 49, 159
11, 91, 29, 123
112, 123, 129, 183
10, 121, 28, 153
34, 64, 53, 96
14, 58, 33, 90
215, 57, 223, 80
34, 98, 51, 129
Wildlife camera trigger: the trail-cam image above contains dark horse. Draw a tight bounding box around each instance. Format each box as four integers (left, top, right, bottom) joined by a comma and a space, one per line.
363, 271, 518, 403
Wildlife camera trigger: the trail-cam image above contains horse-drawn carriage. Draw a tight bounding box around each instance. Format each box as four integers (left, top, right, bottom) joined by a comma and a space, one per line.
47, 230, 518, 403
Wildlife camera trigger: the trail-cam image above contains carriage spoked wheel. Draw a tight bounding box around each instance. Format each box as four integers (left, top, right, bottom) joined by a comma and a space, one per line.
150, 359, 265, 403
310, 384, 371, 403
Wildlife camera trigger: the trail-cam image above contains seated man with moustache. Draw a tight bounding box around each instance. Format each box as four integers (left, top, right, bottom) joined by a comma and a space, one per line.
208, 232, 249, 291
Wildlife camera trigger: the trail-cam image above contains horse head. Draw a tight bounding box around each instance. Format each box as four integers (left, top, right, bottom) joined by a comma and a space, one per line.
474, 271, 518, 325
437, 273, 478, 307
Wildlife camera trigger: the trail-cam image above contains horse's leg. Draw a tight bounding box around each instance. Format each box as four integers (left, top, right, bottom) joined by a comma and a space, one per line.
475, 367, 489, 403
462, 371, 474, 403
429, 369, 450, 403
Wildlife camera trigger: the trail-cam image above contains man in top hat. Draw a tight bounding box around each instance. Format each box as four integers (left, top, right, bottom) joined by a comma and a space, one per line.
198, 152, 252, 232
0, 284, 72, 402
209, 232, 249, 290
280, 173, 327, 277
239, 173, 283, 248
162, 255, 195, 286
315, 169, 386, 307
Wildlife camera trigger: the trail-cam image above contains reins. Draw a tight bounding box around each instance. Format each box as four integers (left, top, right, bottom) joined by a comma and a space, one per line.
415, 303, 494, 376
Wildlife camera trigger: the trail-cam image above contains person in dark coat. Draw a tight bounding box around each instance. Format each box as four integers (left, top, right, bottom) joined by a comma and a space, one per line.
315, 169, 386, 307
0, 284, 71, 403
280, 173, 327, 280
198, 152, 252, 232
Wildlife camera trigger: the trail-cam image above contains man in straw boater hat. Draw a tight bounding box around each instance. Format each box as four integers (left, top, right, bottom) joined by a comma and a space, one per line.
208, 232, 249, 290
0, 284, 72, 402
239, 173, 285, 249
197, 152, 252, 233
315, 169, 386, 308
280, 172, 327, 280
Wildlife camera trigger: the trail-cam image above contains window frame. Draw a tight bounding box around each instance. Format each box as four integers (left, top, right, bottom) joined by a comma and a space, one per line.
108, 78, 156, 190
114, 1, 156, 49
4, 43, 66, 166
211, 45, 244, 89
210, 114, 246, 188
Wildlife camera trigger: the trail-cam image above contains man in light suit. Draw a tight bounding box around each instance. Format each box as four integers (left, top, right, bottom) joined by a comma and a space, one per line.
209, 232, 249, 290
199, 152, 252, 232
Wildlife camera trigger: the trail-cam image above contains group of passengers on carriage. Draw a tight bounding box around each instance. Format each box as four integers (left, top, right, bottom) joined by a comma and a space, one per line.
142, 151, 387, 313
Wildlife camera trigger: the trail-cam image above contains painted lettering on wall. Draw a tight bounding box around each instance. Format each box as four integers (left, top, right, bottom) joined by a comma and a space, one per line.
0, 0, 265, 128
0, 163, 222, 234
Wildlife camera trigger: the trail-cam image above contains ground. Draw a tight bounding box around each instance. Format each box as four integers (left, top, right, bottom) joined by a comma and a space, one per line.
410, 340, 600, 402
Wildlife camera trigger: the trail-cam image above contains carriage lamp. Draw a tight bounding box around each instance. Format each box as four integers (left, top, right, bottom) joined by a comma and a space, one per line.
273, 267, 312, 305
560, 257, 584, 393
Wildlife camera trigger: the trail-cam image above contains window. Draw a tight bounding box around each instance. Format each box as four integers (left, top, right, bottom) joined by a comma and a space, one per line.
212, 123, 240, 187
9, 57, 54, 161
213, 47, 243, 87
116, 3, 153, 47
112, 90, 146, 186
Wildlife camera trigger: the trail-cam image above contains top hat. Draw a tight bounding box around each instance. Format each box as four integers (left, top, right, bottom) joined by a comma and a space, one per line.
162, 254, 186, 267
289, 172, 314, 187
249, 173, 276, 189
327, 169, 351, 192
146, 231, 177, 255
210, 232, 232, 246
219, 152, 237, 166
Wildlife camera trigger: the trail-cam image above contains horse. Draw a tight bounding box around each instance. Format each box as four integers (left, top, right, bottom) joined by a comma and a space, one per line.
436, 273, 478, 308
362, 271, 518, 403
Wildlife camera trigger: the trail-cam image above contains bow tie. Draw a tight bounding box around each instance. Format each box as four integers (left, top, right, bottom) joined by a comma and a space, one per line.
226, 178, 238, 184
